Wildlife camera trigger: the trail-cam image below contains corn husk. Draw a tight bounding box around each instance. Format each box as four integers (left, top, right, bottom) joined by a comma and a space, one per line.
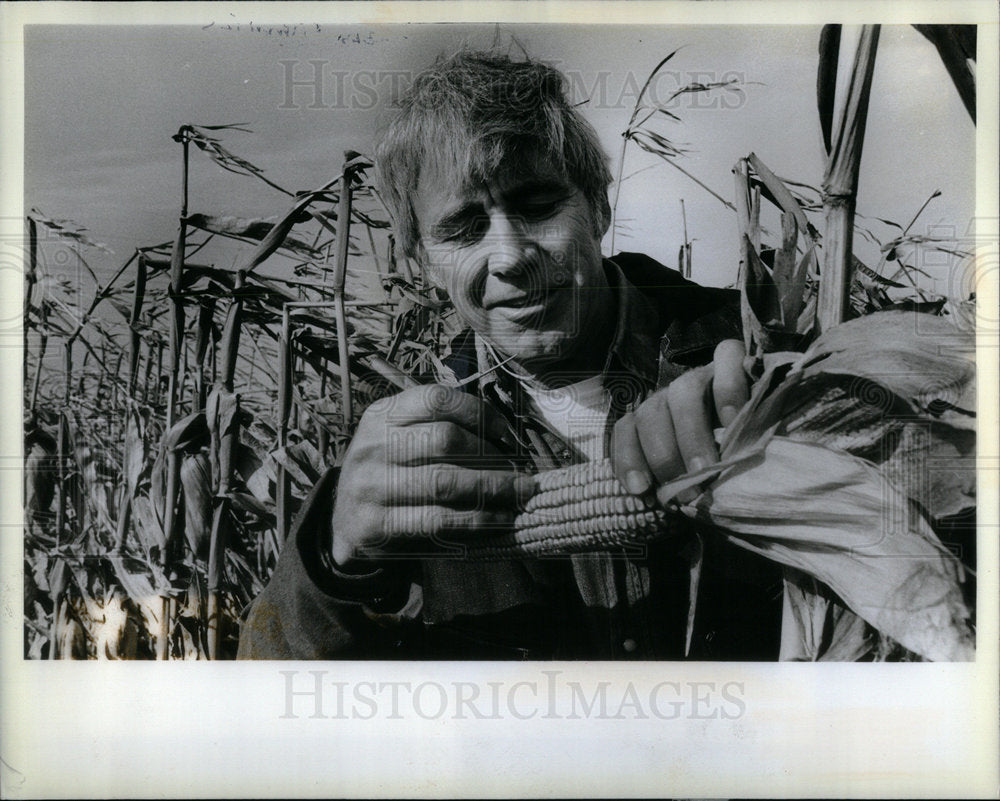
670, 311, 975, 661
694, 435, 971, 660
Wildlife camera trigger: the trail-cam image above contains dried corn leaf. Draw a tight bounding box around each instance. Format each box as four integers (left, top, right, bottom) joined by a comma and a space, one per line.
163, 411, 209, 452
694, 436, 973, 661
207, 389, 239, 440
122, 406, 146, 497
913, 25, 976, 122
182, 125, 291, 196
244, 456, 275, 504
879, 421, 975, 520
800, 311, 975, 425
180, 451, 213, 560
131, 494, 167, 557
739, 235, 808, 353
776, 373, 975, 523
94, 591, 139, 660
817, 25, 842, 156
57, 602, 88, 659
48, 557, 69, 604
107, 554, 165, 605
747, 153, 817, 241
186, 213, 319, 259
678, 311, 975, 660
234, 442, 263, 485
24, 435, 56, 527
230, 490, 274, 522
271, 442, 320, 489
30, 207, 113, 253
780, 569, 875, 661
822, 25, 880, 197
194, 298, 218, 365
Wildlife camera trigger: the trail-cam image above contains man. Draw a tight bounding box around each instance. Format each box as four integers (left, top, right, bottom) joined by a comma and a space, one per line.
237, 50, 783, 660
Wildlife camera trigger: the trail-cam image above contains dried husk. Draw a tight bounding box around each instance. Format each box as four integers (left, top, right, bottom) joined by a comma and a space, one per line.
694, 435, 972, 661
678, 311, 975, 661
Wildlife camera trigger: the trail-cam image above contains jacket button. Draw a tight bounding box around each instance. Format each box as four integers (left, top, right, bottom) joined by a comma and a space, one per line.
622, 638, 637, 653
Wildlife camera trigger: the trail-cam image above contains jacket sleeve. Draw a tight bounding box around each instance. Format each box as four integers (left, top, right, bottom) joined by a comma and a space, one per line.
236, 466, 419, 659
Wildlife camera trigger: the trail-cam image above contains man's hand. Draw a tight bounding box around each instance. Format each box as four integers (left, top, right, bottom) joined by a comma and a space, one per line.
331, 384, 535, 567
611, 340, 750, 505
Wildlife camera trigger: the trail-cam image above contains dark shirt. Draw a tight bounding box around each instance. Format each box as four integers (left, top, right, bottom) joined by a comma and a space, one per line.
236, 253, 783, 660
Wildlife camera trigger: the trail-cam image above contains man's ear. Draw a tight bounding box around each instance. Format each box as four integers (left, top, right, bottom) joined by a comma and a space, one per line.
593, 194, 612, 239
411, 240, 445, 290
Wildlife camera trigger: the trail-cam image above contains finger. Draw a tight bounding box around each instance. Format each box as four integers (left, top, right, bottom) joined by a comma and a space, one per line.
386, 422, 505, 466
711, 339, 750, 427
379, 505, 516, 546
610, 412, 655, 495
383, 465, 535, 509
632, 389, 687, 484
665, 365, 718, 473
369, 385, 508, 441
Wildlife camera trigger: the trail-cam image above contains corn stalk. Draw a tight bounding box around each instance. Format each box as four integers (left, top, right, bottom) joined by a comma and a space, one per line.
27, 217, 47, 414
48, 341, 73, 659
817, 25, 880, 331
114, 251, 148, 553
277, 305, 293, 542
206, 272, 246, 658
24, 217, 38, 394
158, 128, 192, 659
333, 153, 357, 434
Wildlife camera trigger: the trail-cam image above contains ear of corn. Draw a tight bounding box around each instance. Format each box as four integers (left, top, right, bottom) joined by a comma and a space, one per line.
466, 458, 677, 559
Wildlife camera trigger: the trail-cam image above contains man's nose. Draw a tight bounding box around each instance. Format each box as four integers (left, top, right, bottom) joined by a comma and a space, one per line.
484, 211, 533, 278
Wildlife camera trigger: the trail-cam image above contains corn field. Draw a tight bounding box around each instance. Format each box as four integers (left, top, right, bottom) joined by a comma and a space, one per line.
22, 126, 467, 659
21, 25, 978, 660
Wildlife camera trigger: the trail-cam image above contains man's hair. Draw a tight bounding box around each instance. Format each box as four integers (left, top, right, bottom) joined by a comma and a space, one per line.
374, 50, 613, 258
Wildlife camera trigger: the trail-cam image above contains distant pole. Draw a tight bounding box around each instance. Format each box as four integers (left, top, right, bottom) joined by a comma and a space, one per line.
680, 199, 692, 279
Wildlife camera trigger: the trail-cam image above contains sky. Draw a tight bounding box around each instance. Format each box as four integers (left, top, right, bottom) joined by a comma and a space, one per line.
24, 22, 976, 293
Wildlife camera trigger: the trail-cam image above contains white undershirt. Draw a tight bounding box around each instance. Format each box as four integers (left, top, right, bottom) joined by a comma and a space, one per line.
522, 374, 612, 462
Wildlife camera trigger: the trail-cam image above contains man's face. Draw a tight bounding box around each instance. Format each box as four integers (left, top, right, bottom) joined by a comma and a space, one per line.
412, 157, 611, 375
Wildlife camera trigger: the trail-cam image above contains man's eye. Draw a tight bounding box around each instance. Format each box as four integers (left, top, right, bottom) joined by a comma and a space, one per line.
435, 217, 490, 243
519, 199, 562, 220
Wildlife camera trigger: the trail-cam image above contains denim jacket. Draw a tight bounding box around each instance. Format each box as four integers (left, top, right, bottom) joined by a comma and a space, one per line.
237, 253, 782, 660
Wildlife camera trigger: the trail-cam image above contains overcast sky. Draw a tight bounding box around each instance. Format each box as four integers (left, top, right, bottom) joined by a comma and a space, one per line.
24, 22, 975, 291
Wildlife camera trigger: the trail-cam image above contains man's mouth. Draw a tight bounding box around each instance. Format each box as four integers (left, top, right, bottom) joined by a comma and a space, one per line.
483, 290, 551, 311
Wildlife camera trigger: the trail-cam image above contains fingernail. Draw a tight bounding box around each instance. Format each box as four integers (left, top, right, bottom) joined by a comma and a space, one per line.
625, 470, 652, 495
719, 405, 740, 427
677, 487, 699, 505
655, 485, 676, 506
